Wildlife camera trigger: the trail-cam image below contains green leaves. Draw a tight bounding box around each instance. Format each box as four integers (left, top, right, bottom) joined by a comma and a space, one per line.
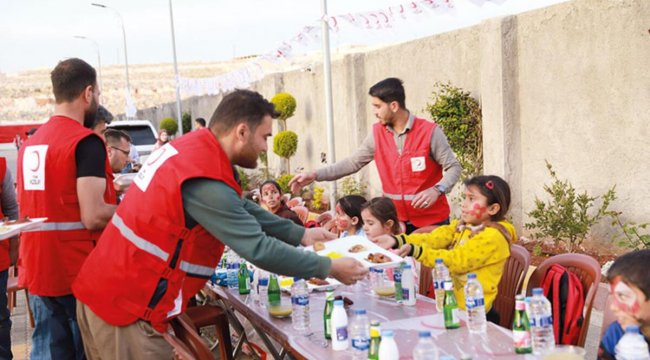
160, 117, 179, 136
425, 82, 482, 179
525, 161, 615, 252
271, 92, 297, 121
273, 130, 298, 159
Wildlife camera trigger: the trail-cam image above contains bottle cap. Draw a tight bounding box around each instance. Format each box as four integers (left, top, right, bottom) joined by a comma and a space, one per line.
418, 330, 431, 337
625, 325, 641, 333
443, 281, 453, 290
515, 294, 525, 301
435, 258, 443, 264
467, 273, 477, 280
370, 320, 380, 326
293, 277, 301, 281
532, 288, 544, 296
354, 309, 367, 315
333, 300, 344, 306
381, 330, 394, 337
258, 278, 268, 286
370, 267, 383, 273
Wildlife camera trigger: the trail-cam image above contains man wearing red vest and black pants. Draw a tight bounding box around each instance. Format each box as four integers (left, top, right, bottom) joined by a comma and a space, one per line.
0, 157, 19, 359
72, 89, 367, 359
290, 78, 462, 233
17, 58, 117, 359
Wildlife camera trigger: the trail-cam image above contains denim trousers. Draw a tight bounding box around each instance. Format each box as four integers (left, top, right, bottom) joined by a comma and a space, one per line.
29, 294, 85, 360
0, 269, 12, 360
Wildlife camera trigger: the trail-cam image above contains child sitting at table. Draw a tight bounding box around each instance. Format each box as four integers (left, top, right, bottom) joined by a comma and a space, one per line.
259, 180, 303, 226
361, 197, 401, 239
335, 195, 367, 238
372, 175, 515, 323
598, 249, 650, 360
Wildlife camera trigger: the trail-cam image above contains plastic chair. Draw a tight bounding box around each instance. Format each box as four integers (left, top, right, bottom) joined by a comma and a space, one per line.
7, 266, 34, 328
493, 244, 531, 329
526, 253, 602, 347
182, 305, 234, 360
163, 331, 196, 360
169, 312, 222, 360
411, 225, 439, 297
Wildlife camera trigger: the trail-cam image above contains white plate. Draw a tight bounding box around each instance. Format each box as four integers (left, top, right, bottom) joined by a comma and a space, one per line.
0, 217, 48, 241
307, 235, 404, 269
278, 276, 341, 292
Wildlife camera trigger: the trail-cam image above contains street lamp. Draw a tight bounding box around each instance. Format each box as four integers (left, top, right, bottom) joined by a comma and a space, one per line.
168, 0, 183, 135
91, 3, 131, 100
74, 35, 103, 95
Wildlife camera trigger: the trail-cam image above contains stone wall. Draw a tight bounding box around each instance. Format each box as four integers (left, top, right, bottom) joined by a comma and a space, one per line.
141, 0, 650, 237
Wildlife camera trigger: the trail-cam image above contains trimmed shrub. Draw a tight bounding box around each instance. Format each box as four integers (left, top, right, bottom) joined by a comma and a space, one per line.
160, 117, 179, 136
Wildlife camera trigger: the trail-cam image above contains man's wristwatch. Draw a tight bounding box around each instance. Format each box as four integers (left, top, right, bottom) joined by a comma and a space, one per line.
434, 184, 446, 194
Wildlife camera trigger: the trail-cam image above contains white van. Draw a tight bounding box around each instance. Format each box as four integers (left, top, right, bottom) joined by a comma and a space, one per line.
107, 119, 157, 162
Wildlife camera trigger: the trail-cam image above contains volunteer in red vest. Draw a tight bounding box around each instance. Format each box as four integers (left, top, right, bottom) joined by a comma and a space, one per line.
73, 89, 368, 359
290, 77, 462, 234
0, 157, 19, 359
16, 58, 117, 359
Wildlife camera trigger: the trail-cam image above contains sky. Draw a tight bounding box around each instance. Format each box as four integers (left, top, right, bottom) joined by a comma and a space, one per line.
0, 0, 568, 74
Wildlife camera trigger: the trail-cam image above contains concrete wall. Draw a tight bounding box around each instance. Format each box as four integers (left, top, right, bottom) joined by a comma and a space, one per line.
142, 0, 650, 237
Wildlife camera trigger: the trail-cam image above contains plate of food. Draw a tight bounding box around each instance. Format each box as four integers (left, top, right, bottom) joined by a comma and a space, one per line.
0, 217, 48, 241
308, 235, 403, 269
278, 275, 341, 292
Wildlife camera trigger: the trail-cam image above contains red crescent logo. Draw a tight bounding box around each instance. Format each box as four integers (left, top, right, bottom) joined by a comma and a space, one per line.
146, 148, 166, 166
30, 150, 40, 172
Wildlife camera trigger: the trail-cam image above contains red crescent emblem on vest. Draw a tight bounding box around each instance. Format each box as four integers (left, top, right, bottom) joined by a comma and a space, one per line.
146, 148, 166, 166
30, 150, 40, 172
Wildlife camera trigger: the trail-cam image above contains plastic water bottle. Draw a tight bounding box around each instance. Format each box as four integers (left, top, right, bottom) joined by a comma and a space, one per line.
529, 287, 555, 354
434, 259, 450, 312
378, 330, 399, 360
401, 264, 416, 306
226, 252, 240, 289
412, 330, 438, 360
291, 277, 310, 332
257, 270, 269, 307
615, 325, 650, 360
349, 309, 370, 359
331, 300, 349, 351
464, 273, 486, 333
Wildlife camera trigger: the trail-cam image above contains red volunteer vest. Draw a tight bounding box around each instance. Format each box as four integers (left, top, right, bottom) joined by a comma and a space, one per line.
0, 158, 9, 271
373, 117, 450, 227
72, 129, 238, 332
16, 116, 114, 296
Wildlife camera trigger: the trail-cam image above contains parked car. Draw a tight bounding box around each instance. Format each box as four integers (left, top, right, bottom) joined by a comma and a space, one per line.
107, 120, 157, 162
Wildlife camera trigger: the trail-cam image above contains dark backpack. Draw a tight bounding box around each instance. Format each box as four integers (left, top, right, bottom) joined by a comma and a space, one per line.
541, 263, 585, 345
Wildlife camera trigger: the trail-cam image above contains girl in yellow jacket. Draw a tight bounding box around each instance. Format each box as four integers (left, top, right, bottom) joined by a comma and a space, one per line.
373, 175, 515, 323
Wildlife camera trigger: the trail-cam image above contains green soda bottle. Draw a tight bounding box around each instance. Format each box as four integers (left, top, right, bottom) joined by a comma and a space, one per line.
323, 291, 334, 340
443, 281, 460, 329
367, 320, 381, 360
238, 261, 250, 295
513, 295, 533, 354
268, 274, 281, 305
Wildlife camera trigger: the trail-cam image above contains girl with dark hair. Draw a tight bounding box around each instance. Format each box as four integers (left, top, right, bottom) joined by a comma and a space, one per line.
373, 175, 515, 322
335, 195, 367, 237
260, 180, 302, 226
361, 197, 401, 238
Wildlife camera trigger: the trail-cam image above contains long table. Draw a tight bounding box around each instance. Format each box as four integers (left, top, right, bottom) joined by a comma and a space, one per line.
205, 281, 536, 359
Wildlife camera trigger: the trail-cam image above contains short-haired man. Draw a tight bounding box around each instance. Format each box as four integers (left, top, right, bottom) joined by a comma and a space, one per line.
17, 58, 117, 359
194, 117, 206, 130
91, 105, 114, 141
104, 129, 132, 174
290, 77, 462, 234
73, 89, 368, 358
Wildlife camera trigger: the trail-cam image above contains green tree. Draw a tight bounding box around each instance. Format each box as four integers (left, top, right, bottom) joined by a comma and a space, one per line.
182, 112, 192, 134
271, 92, 296, 130
425, 82, 482, 179
160, 117, 179, 136
273, 130, 298, 174
525, 161, 616, 252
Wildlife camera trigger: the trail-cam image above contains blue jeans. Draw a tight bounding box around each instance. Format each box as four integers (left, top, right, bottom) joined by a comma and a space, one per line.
0, 269, 12, 359
29, 295, 85, 360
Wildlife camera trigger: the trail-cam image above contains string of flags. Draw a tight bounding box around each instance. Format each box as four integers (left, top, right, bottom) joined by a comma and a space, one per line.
179, 0, 478, 97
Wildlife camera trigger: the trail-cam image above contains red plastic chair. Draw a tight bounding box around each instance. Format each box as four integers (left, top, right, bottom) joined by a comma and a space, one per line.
526, 253, 602, 347
493, 244, 531, 329
7, 266, 34, 328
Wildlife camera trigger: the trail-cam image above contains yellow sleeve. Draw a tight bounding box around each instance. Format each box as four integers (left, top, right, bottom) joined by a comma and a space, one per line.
414, 227, 510, 273
401, 222, 456, 248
